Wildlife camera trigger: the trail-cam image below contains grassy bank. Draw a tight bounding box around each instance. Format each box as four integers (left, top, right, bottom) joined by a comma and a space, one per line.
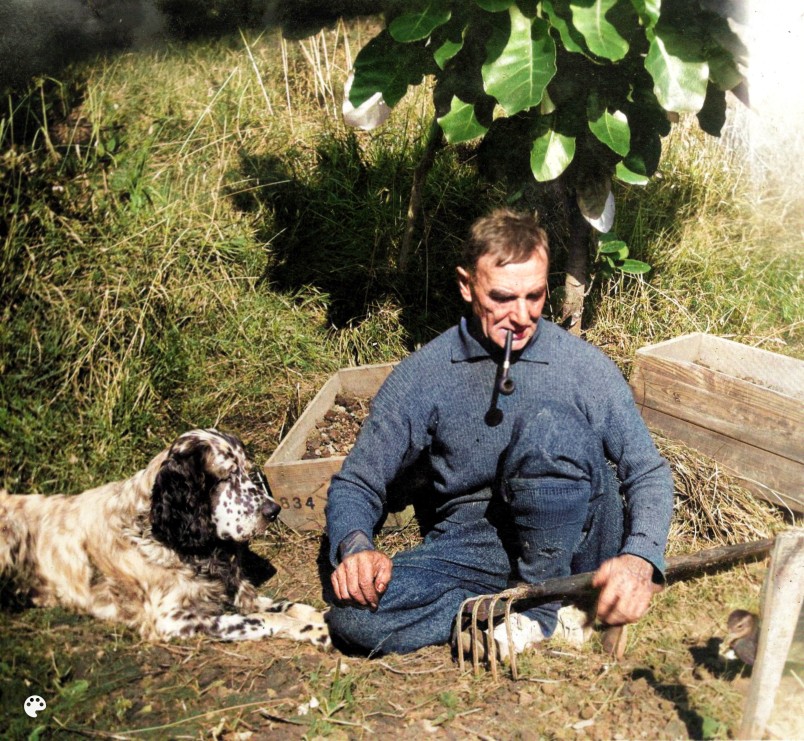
1, 22, 801, 493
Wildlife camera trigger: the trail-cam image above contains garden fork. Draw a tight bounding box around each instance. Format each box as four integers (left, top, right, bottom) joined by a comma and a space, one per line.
456, 537, 775, 680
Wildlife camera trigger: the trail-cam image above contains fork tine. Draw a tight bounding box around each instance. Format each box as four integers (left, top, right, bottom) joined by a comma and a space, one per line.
470, 597, 486, 675
504, 597, 519, 680
487, 594, 498, 679
455, 595, 476, 673
455, 604, 466, 673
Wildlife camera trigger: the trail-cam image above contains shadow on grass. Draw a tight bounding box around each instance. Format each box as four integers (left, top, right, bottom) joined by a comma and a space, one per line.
230, 130, 486, 346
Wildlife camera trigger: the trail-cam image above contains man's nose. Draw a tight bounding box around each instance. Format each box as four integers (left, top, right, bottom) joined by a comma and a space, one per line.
511, 298, 530, 326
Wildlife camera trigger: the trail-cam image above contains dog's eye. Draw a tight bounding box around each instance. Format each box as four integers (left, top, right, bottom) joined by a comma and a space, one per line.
249, 470, 269, 495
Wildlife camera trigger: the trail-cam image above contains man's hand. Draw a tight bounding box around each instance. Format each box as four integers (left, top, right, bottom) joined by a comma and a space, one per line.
592, 553, 663, 625
330, 550, 393, 611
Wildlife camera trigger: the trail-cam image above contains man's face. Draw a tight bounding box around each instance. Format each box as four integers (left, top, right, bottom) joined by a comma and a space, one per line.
457, 249, 548, 351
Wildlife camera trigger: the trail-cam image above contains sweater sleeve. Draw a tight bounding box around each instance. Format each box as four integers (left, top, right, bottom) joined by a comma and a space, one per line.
589, 353, 674, 576
324, 362, 431, 566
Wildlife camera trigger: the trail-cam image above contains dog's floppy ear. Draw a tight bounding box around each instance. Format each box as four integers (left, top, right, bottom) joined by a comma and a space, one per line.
150, 438, 217, 552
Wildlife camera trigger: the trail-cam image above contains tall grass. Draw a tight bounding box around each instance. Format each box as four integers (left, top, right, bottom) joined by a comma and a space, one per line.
1, 22, 801, 496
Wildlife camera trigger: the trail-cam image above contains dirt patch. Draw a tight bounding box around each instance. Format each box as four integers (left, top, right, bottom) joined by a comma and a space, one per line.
0, 530, 776, 740
302, 394, 371, 459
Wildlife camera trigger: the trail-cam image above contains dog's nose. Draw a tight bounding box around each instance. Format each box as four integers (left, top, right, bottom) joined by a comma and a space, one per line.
261, 499, 281, 522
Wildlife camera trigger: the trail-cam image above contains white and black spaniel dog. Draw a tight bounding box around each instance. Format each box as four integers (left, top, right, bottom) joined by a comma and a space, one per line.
0, 429, 330, 647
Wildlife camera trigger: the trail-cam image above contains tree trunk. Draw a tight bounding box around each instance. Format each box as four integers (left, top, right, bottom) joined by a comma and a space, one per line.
560, 190, 592, 336
398, 119, 443, 273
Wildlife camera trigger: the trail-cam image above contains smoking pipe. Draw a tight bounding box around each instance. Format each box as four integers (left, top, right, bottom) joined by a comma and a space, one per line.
498, 329, 515, 396
484, 329, 516, 427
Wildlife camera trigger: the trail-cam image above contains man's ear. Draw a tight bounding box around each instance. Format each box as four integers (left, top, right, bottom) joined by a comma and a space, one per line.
456, 266, 473, 304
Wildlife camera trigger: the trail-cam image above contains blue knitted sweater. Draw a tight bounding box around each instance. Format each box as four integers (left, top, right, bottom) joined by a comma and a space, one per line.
325, 317, 674, 572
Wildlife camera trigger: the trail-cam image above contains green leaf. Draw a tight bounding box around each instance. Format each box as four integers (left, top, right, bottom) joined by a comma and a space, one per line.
434, 36, 464, 69
28, 726, 47, 741
474, 0, 513, 10
588, 103, 631, 156
389, 2, 452, 43
482, 8, 557, 115
349, 31, 432, 108
707, 47, 744, 92
645, 28, 709, 112
530, 122, 576, 181
570, 0, 630, 61
542, 0, 588, 55
620, 258, 651, 274
629, 0, 660, 27
598, 238, 628, 255
615, 160, 649, 184
430, 10, 469, 70
59, 679, 90, 701
437, 96, 489, 143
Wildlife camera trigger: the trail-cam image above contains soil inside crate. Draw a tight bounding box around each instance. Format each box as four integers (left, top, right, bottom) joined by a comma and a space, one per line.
301, 393, 371, 459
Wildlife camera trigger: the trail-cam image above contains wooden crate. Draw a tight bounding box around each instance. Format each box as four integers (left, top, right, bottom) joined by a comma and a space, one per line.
630, 333, 804, 513
263, 362, 408, 531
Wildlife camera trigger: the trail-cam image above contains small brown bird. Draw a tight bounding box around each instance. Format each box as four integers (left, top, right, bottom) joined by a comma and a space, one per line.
720, 609, 760, 665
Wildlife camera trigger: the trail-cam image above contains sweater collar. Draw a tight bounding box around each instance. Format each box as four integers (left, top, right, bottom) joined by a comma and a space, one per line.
452, 316, 551, 364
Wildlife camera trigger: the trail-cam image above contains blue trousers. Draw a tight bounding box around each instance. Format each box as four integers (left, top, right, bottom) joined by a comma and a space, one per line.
327, 405, 625, 655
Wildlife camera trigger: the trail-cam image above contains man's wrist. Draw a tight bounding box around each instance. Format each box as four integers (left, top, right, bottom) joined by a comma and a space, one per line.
337, 530, 375, 563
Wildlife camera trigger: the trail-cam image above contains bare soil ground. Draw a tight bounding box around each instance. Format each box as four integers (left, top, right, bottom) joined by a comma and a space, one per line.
0, 526, 781, 741
1, 420, 799, 740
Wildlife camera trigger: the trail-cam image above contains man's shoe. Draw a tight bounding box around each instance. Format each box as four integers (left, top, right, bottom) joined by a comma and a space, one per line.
555, 604, 594, 646
492, 612, 546, 662
452, 612, 545, 663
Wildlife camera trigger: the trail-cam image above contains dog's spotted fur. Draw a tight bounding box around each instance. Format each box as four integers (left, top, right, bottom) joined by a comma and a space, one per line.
0, 429, 330, 647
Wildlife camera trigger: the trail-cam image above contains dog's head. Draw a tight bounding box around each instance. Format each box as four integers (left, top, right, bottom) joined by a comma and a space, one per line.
150, 429, 281, 552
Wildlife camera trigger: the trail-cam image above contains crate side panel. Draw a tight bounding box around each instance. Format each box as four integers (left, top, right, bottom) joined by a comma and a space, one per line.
641, 407, 804, 513
636, 333, 704, 363
697, 335, 804, 401
631, 355, 804, 463
264, 458, 345, 530
338, 363, 396, 398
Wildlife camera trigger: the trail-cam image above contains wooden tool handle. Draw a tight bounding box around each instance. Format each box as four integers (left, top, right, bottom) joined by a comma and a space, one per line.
463, 537, 775, 621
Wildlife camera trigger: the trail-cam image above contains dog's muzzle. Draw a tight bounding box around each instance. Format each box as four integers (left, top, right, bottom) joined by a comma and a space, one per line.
251, 470, 281, 522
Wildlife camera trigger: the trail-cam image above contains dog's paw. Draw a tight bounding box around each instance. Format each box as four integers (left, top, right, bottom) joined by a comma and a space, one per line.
286, 602, 328, 625
304, 622, 332, 650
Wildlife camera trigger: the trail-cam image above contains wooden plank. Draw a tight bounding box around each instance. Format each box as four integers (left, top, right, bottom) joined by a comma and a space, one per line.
640, 408, 804, 513
698, 334, 804, 401
339, 362, 396, 397
631, 355, 803, 463
738, 530, 804, 739
633, 332, 704, 363
267, 465, 338, 531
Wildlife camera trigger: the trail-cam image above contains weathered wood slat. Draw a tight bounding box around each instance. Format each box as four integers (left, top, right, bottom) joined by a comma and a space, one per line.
640, 408, 804, 513
697, 334, 804, 401
631, 354, 803, 463
630, 333, 804, 514
739, 530, 804, 739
